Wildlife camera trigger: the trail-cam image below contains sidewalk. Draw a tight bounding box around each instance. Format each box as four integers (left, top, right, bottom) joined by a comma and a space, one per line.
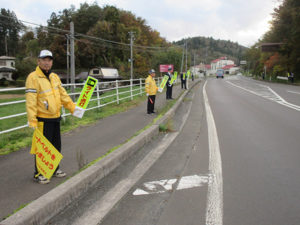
0, 82, 191, 221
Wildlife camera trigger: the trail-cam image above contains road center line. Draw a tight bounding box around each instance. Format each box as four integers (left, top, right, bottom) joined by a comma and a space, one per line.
203, 80, 223, 225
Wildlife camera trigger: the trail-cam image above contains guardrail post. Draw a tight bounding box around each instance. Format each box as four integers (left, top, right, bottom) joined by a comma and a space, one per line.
96, 82, 101, 109
130, 79, 133, 100
116, 80, 119, 104
139, 78, 142, 96
61, 106, 66, 123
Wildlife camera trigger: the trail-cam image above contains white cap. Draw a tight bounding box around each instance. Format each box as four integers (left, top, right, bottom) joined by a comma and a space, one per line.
38, 50, 53, 59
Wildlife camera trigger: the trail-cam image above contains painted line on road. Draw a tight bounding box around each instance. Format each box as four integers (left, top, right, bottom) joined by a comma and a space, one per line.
71, 91, 194, 225
266, 86, 300, 111
287, 90, 300, 95
203, 80, 223, 225
227, 81, 300, 112
132, 174, 211, 196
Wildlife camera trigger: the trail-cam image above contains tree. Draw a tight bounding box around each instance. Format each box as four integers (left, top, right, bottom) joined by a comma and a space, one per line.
0, 8, 24, 56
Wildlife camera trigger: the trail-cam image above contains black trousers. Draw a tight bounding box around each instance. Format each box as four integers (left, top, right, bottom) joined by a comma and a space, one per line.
181, 80, 186, 89
147, 95, 156, 113
34, 120, 61, 175
166, 85, 173, 99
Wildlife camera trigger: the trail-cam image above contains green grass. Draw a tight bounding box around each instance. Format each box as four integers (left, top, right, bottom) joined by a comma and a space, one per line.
0, 85, 144, 155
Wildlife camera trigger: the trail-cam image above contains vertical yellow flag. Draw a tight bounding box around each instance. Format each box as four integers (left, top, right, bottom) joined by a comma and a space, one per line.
170, 71, 177, 85
158, 75, 169, 92
77, 76, 98, 109
31, 129, 63, 180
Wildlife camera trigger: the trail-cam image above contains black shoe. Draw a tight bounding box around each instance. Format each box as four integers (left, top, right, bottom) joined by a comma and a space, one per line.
152, 111, 156, 114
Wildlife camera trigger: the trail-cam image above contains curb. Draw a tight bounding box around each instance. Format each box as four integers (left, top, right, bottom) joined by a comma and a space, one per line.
1, 80, 201, 225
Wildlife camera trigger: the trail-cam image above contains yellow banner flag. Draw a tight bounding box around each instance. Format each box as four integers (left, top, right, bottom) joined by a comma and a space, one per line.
31, 129, 63, 180
158, 75, 169, 92
77, 76, 98, 109
170, 71, 177, 85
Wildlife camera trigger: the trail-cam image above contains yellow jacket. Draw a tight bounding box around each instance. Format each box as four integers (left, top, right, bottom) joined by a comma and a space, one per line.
145, 75, 158, 95
25, 66, 75, 127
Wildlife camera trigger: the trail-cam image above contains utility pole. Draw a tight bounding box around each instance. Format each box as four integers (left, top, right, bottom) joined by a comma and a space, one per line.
70, 22, 75, 100
65, 34, 70, 85
180, 42, 185, 73
129, 31, 135, 80
185, 40, 188, 72
4, 35, 8, 55
194, 52, 196, 67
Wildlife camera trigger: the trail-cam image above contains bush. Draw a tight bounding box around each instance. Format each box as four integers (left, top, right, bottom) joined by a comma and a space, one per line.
15, 57, 36, 80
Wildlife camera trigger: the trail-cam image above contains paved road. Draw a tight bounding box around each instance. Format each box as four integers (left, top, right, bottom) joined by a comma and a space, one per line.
50, 75, 300, 225
209, 76, 300, 224
49, 81, 209, 225
3, 75, 300, 224
0, 83, 188, 221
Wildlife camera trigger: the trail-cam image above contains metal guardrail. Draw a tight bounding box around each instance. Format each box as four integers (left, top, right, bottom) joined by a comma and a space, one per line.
0, 77, 161, 135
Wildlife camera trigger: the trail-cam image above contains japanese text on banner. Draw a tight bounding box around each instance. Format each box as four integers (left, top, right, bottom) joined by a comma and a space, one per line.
158, 75, 169, 93
77, 76, 98, 109
31, 129, 63, 180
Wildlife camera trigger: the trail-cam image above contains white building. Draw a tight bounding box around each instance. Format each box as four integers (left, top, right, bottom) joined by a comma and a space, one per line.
210, 57, 235, 74
0, 56, 16, 81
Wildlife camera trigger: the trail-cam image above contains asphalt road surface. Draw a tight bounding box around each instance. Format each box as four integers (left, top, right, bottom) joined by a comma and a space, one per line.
49, 75, 300, 225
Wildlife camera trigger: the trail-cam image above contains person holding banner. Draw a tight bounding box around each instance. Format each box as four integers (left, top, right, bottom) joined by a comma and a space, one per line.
166, 66, 173, 99
25, 50, 84, 184
145, 69, 158, 114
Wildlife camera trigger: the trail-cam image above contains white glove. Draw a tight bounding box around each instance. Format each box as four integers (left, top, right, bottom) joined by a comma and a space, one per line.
146, 93, 149, 96
73, 106, 85, 118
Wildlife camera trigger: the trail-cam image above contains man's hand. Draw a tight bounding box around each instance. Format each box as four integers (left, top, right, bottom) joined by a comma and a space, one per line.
73, 106, 85, 118
28, 122, 37, 129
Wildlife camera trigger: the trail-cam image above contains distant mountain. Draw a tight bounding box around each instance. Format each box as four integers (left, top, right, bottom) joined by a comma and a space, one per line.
174, 36, 248, 65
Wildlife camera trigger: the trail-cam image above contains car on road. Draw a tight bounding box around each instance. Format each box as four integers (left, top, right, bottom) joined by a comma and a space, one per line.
216, 69, 224, 79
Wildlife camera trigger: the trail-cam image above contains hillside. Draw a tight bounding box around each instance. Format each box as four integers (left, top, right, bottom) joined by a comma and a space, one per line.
175, 36, 248, 65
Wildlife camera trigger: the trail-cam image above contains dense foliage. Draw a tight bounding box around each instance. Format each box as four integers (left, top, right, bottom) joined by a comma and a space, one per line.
245, 0, 300, 80
1, 3, 247, 82
175, 37, 247, 65
0, 3, 183, 80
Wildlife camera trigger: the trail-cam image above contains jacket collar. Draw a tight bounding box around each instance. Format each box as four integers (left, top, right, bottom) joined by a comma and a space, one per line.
35, 66, 53, 78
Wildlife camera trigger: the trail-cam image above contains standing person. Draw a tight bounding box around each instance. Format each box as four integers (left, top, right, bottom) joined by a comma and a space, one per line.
166, 66, 173, 99
25, 50, 83, 184
145, 69, 158, 114
180, 72, 187, 89
290, 72, 294, 83
288, 71, 294, 83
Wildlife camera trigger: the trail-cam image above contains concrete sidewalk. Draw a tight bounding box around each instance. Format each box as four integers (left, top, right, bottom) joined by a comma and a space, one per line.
0, 82, 195, 221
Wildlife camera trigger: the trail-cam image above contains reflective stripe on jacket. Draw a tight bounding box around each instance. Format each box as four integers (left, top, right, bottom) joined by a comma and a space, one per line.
145, 75, 158, 95
25, 66, 75, 127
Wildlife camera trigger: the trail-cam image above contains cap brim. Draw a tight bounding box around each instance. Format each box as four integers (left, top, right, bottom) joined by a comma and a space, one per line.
39, 56, 53, 59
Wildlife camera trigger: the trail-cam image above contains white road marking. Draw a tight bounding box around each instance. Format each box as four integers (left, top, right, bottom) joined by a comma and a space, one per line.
227, 81, 300, 111
203, 80, 223, 225
72, 90, 195, 225
72, 132, 179, 225
287, 90, 300, 95
132, 174, 210, 196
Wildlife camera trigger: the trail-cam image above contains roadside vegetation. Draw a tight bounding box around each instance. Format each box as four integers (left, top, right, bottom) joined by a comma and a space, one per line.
244, 0, 300, 82
0, 85, 144, 155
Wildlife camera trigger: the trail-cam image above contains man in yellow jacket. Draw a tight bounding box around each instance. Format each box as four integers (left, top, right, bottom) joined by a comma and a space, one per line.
26, 50, 83, 184
145, 69, 158, 114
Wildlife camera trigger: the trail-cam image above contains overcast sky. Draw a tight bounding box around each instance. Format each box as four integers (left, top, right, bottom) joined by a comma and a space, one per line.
1, 0, 281, 47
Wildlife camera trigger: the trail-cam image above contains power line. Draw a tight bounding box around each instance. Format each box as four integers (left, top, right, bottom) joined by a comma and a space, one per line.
0, 14, 183, 52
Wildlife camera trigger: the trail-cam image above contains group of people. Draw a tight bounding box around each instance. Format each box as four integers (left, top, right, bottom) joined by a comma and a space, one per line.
25, 50, 192, 184
145, 66, 175, 114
